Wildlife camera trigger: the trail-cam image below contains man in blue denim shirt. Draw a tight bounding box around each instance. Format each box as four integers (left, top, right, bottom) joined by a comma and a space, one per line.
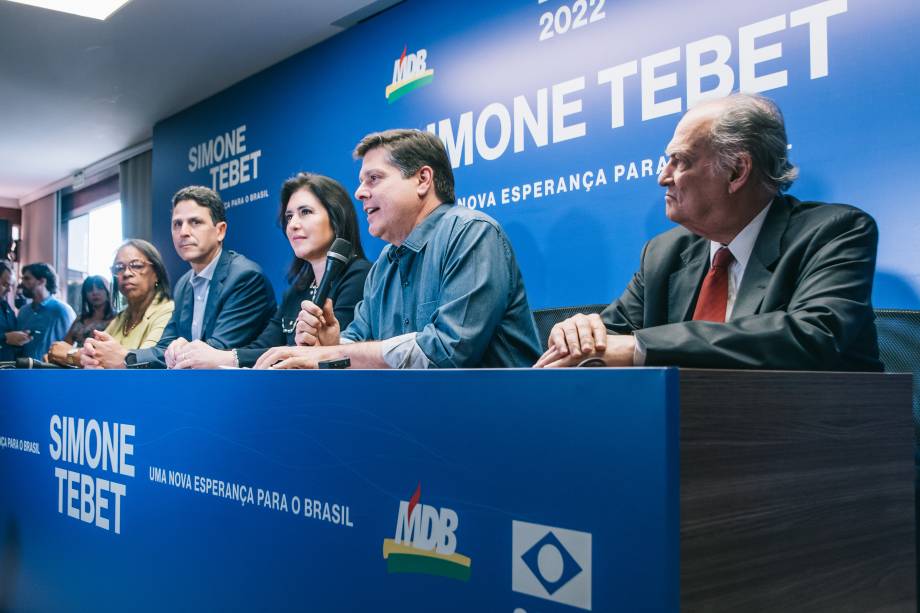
255, 129, 541, 369
7, 262, 75, 360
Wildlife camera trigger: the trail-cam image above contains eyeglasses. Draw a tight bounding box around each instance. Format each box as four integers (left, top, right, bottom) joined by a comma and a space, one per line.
111, 260, 152, 276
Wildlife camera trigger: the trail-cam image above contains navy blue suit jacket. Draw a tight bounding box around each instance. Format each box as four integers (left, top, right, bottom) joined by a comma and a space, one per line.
0, 300, 17, 361
131, 249, 275, 368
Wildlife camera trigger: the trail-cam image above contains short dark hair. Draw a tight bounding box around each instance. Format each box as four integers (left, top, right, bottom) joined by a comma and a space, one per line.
171, 185, 226, 224
278, 173, 366, 289
80, 275, 114, 321
22, 262, 58, 294
353, 129, 455, 203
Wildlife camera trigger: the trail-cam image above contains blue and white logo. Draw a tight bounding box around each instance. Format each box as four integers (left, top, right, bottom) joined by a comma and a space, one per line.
512, 520, 592, 610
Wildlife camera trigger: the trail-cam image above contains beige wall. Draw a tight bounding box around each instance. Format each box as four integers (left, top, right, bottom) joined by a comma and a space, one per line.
20, 193, 57, 267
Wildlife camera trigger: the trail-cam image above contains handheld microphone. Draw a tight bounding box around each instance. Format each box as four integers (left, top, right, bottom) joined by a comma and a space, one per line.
312, 238, 354, 309
126, 360, 154, 369
15, 357, 64, 369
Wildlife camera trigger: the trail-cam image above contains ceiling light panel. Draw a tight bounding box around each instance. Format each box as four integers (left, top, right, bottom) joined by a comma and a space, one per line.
4, 0, 132, 20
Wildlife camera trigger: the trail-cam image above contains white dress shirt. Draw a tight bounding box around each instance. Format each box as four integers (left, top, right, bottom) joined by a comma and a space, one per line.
633, 202, 772, 365
709, 202, 771, 321
190, 248, 221, 341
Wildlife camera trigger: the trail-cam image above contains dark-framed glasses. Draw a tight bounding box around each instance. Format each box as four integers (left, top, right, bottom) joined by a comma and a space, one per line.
111, 260, 151, 276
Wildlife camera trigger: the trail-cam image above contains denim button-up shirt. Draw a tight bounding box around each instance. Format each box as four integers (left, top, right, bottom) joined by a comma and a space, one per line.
16, 297, 75, 360
342, 204, 541, 368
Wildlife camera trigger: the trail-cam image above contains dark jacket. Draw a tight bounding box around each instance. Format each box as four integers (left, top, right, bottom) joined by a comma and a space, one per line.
234, 256, 371, 367
131, 249, 276, 368
603, 195, 883, 371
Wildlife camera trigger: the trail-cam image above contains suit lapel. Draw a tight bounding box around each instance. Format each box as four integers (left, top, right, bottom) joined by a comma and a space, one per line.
668, 238, 709, 323
731, 196, 789, 319
201, 250, 231, 338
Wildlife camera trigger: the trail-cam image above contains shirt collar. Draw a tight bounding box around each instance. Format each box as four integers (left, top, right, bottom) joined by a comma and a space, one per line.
191, 247, 222, 283
30, 296, 53, 310
709, 200, 771, 269
401, 203, 452, 253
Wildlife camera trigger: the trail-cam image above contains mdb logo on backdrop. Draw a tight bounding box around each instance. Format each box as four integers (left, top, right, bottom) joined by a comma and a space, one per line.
512, 520, 592, 610
381, 483, 471, 581
386, 46, 434, 104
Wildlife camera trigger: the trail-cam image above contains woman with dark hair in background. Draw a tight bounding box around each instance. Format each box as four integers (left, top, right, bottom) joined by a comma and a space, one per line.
62, 275, 114, 346
49, 239, 174, 368
168, 172, 370, 368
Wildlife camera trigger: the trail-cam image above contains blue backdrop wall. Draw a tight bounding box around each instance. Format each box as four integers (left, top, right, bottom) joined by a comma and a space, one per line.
152, 0, 920, 309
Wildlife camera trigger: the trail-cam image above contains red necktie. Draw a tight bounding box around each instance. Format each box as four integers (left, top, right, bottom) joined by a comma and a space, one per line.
692, 246, 734, 322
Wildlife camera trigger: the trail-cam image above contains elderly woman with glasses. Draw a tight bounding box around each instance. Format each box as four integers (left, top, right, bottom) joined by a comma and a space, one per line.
49, 239, 174, 368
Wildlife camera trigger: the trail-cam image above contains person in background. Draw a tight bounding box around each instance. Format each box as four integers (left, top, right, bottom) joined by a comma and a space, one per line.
0, 262, 17, 361
49, 240, 174, 368
7, 262, 74, 360
169, 173, 370, 369
62, 275, 114, 346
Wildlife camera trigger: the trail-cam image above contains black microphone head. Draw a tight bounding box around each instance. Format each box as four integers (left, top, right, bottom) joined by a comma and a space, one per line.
326, 238, 353, 266
15, 357, 60, 369
314, 238, 355, 307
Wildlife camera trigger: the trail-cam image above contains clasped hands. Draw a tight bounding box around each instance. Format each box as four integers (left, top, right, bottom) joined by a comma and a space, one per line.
534, 312, 636, 368
79, 330, 129, 369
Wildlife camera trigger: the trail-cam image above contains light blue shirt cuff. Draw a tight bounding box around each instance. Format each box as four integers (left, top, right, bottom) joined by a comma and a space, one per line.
381, 332, 432, 369
632, 334, 646, 366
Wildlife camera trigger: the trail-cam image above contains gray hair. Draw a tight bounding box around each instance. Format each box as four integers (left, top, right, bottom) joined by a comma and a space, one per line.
708, 93, 798, 193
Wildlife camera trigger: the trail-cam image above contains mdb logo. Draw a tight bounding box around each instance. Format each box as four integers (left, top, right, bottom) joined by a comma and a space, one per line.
382, 483, 471, 581
512, 520, 592, 610
385, 45, 434, 104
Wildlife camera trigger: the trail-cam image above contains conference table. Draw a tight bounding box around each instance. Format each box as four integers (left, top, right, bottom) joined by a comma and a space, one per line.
0, 368, 913, 611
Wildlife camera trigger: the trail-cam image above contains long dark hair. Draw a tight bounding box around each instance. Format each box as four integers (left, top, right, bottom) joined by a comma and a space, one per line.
80, 275, 114, 321
278, 173, 366, 290
112, 239, 172, 310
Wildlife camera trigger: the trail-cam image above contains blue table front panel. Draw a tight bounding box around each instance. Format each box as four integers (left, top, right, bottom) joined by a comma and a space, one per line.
0, 368, 678, 612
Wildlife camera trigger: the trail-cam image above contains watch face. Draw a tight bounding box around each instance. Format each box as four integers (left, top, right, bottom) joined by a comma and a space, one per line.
125, 352, 137, 366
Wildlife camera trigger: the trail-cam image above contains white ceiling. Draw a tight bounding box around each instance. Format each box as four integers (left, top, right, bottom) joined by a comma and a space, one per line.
0, 0, 391, 205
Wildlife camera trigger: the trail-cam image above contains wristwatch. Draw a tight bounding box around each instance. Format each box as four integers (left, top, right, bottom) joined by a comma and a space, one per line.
66, 346, 80, 367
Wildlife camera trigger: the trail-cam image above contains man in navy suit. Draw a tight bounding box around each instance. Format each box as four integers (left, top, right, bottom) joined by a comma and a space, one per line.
84, 186, 275, 369
536, 93, 881, 371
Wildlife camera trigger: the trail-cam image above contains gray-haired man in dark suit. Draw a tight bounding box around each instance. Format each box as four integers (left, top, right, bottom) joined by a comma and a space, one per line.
536, 93, 881, 371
